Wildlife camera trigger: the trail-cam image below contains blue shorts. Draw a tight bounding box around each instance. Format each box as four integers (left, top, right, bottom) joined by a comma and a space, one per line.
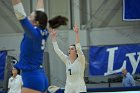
22, 68, 48, 92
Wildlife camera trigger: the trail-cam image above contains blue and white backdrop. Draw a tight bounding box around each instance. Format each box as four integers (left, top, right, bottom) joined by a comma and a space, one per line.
89, 44, 140, 76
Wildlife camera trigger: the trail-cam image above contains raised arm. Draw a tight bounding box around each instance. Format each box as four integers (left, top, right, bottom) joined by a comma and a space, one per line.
49, 28, 68, 64
36, 0, 45, 12
12, 0, 21, 5
12, 0, 26, 20
73, 24, 85, 66
73, 24, 80, 44
11, 0, 40, 38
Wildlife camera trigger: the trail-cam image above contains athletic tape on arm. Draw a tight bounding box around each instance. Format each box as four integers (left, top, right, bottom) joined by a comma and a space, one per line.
13, 3, 27, 20
36, 8, 45, 12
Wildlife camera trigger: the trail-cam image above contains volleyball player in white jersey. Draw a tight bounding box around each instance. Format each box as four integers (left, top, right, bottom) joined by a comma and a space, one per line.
50, 25, 87, 93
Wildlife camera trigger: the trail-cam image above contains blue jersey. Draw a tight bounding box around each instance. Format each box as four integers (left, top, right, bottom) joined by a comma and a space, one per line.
14, 17, 49, 70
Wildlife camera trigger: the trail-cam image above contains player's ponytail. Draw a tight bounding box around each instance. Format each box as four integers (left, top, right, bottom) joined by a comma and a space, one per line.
48, 15, 68, 29
35, 10, 68, 30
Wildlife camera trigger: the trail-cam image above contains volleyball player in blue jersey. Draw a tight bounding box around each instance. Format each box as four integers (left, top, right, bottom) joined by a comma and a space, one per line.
11, 0, 68, 93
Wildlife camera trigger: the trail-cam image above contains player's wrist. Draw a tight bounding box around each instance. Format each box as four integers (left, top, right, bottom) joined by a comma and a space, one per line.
13, 3, 27, 20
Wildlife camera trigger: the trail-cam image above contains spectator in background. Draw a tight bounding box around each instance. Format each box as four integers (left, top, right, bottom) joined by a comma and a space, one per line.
8, 67, 23, 93
122, 68, 135, 87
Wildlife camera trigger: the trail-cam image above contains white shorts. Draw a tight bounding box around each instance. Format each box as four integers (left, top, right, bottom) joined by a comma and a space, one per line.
65, 84, 86, 93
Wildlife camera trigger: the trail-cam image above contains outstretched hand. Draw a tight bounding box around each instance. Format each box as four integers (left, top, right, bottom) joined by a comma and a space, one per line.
48, 28, 57, 42
73, 24, 80, 43
73, 24, 79, 34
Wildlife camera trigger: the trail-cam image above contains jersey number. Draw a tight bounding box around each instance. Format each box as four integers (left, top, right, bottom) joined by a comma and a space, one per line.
68, 69, 72, 75
41, 39, 45, 50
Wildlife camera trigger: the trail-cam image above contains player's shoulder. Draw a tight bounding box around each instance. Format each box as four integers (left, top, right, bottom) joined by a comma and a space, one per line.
16, 75, 22, 78
43, 29, 49, 35
34, 26, 40, 31
9, 77, 13, 80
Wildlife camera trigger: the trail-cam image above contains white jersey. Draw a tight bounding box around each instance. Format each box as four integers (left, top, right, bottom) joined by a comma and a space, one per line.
8, 75, 23, 93
53, 42, 86, 93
